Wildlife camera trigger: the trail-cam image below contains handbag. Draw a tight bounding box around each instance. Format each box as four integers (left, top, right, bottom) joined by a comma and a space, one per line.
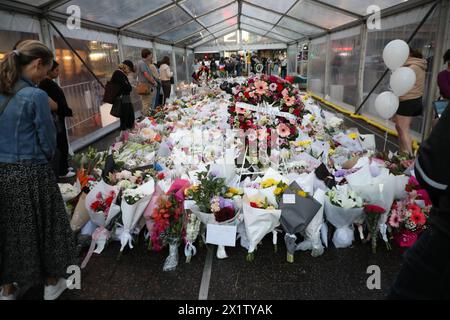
136, 83, 150, 95
103, 80, 120, 104
110, 96, 122, 118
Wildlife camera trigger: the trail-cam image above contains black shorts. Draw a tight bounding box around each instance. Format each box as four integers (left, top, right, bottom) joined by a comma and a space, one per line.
396, 97, 423, 117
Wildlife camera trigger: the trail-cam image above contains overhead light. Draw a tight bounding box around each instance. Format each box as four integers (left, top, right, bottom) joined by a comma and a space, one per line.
63, 55, 73, 61
0, 53, 5, 60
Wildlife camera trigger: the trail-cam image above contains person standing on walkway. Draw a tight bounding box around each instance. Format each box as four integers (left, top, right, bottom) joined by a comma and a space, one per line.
111, 60, 135, 133
0, 40, 76, 300
159, 56, 173, 105
437, 49, 450, 100
388, 91, 450, 299
39, 60, 74, 179
136, 49, 156, 116
393, 48, 427, 155
281, 56, 288, 79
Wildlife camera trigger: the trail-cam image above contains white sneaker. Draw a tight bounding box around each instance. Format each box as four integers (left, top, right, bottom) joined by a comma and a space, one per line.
59, 171, 76, 179
0, 284, 20, 300
44, 278, 67, 300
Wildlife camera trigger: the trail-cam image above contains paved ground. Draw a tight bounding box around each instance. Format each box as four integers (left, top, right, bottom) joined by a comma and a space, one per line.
22, 107, 405, 300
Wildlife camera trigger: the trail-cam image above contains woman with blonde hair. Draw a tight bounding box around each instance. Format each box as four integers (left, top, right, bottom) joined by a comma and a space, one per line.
0, 40, 76, 300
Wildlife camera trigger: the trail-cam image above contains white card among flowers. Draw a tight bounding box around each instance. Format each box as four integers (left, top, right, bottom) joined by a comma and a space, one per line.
206, 224, 237, 247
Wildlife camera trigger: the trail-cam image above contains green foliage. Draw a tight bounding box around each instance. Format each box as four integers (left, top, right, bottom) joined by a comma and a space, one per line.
191, 171, 227, 213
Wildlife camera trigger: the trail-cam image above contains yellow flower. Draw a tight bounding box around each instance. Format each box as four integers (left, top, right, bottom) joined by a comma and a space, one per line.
224, 193, 234, 198
228, 187, 240, 195
328, 148, 335, 156
309, 115, 315, 122
274, 187, 283, 196
297, 190, 308, 198
261, 178, 277, 188
348, 133, 358, 140
295, 140, 312, 148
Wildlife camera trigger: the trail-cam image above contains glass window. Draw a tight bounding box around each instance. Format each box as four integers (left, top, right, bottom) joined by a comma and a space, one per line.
129, 6, 192, 36
180, 0, 234, 17
53, 36, 120, 142
287, 0, 357, 29
197, 2, 238, 26
56, 0, 173, 28
245, 0, 297, 14
241, 3, 282, 24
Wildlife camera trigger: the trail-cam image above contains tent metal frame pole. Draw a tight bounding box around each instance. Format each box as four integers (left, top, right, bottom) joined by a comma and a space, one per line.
422, 0, 450, 140
357, 22, 368, 108
324, 34, 331, 98
44, 16, 106, 89
354, 0, 439, 115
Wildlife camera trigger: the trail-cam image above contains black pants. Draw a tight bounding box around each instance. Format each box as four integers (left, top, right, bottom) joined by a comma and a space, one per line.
56, 128, 69, 175
388, 225, 450, 299
162, 81, 171, 105
119, 100, 135, 131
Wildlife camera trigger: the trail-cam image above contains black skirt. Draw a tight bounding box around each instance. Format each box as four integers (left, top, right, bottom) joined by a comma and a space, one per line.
397, 97, 423, 117
119, 95, 135, 130
0, 163, 77, 287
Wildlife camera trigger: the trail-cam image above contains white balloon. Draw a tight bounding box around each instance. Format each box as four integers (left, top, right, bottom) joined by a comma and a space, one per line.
383, 40, 410, 70
390, 67, 416, 96
375, 91, 399, 120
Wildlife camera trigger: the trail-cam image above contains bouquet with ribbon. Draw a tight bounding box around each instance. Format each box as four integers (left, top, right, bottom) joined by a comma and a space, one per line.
116, 179, 155, 252
324, 185, 364, 248
81, 180, 121, 268
280, 181, 322, 263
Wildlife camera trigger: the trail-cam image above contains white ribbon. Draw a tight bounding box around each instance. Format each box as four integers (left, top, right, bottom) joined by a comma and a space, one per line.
116, 224, 134, 252
184, 241, 197, 258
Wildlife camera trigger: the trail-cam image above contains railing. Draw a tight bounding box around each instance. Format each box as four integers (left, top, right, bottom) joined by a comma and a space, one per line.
61, 78, 143, 143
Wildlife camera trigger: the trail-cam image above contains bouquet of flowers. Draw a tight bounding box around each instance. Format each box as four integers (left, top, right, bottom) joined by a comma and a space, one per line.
324, 186, 364, 248
117, 180, 155, 252
364, 204, 389, 254
388, 192, 430, 248
81, 180, 121, 268
151, 179, 190, 271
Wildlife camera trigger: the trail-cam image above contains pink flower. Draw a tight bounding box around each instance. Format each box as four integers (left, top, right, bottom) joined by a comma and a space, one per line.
236, 107, 246, 114
281, 89, 289, 97
249, 91, 255, 98
254, 80, 268, 95
284, 96, 296, 107
269, 83, 278, 92
277, 123, 291, 138
258, 129, 268, 141
389, 213, 400, 228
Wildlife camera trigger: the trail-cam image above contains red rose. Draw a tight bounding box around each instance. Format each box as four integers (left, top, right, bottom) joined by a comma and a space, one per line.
244, 91, 250, 99
90, 201, 100, 211
277, 84, 284, 92
229, 106, 236, 113
157, 172, 165, 180
293, 108, 301, 117
250, 202, 258, 208
364, 205, 385, 214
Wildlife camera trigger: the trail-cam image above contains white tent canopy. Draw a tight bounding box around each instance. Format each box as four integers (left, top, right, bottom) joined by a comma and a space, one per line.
0, 0, 429, 48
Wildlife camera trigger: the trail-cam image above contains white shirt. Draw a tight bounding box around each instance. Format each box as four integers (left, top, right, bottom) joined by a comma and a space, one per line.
160, 64, 173, 81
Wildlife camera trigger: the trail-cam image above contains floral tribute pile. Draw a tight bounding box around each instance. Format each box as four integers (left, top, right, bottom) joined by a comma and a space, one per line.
57, 74, 434, 272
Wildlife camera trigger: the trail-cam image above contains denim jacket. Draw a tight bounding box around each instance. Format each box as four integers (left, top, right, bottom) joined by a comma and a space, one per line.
0, 78, 56, 164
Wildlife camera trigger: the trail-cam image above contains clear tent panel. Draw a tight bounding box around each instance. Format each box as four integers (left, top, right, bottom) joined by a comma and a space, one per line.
175, 50, 187, 83
266, 32, 292, 43
240, 23, 272, 38
241, 30, 280, 44
277, 16, 325, 36
177, 32, 208, 46
207, 17, 238, 34
308, 37, 328, 96
180, 0, 234, 18
8, 0, 54, 7
287, 0, 357, 29
327, 26, 362, 108
241, 3, 282, 24
197, 2, 238, 27
272, 26, 304, 41
245, 0, 297, 14
319, 0, 409, 16
159, 20, 204, 42
55, 0, 173, 28
361, 3, 441, 134
128, 6, 192, 36
240, 16, 274, 32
